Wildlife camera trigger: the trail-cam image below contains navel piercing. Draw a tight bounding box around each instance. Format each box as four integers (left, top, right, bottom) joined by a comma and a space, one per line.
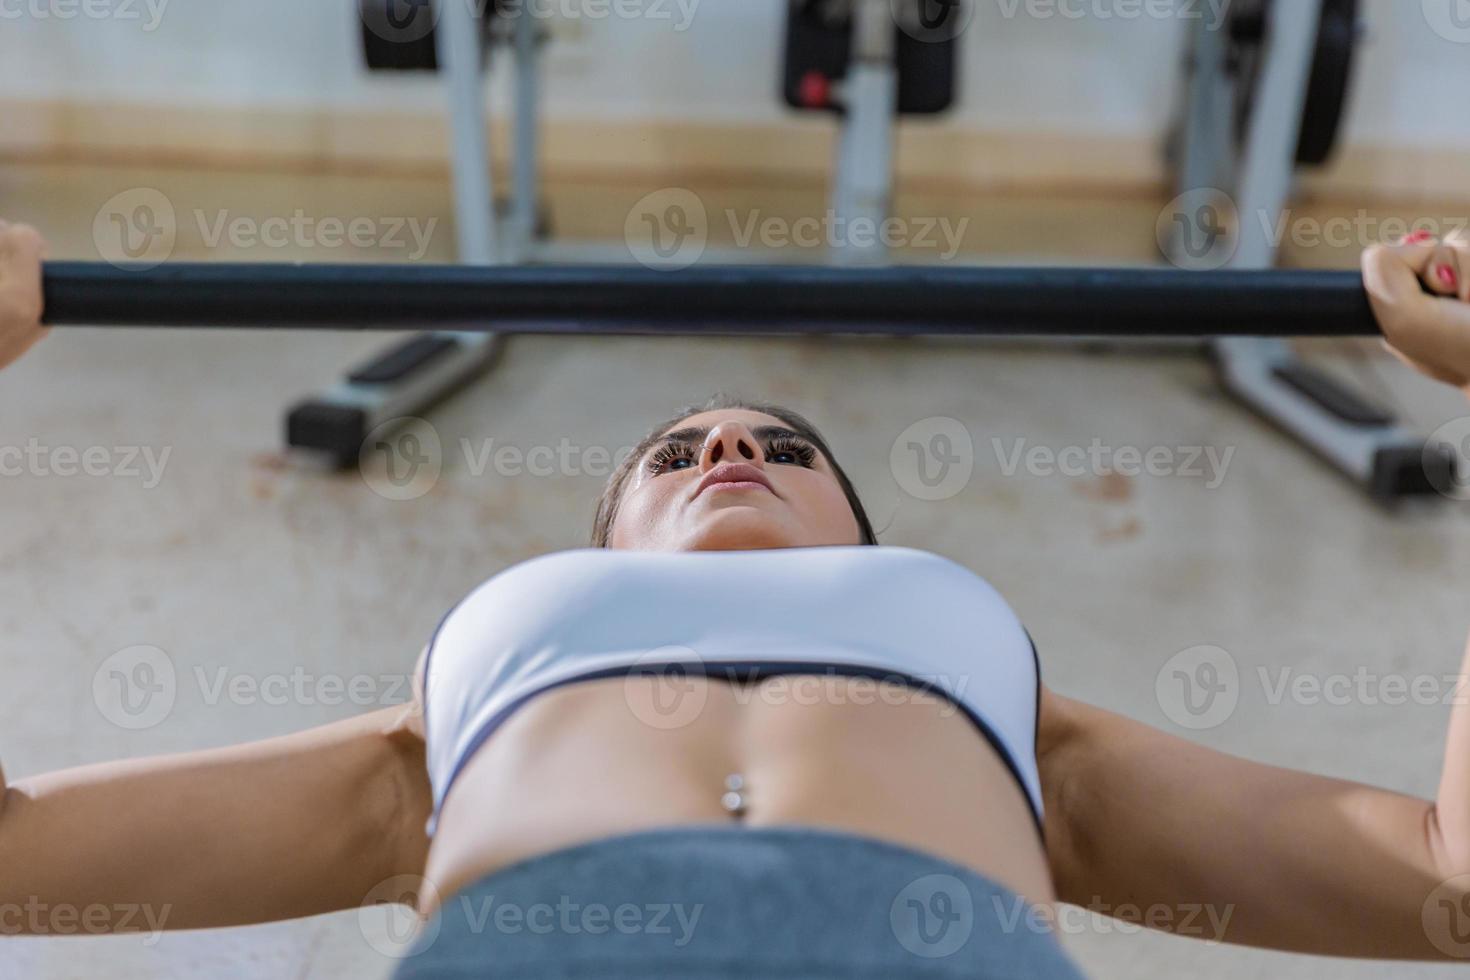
721, 773, 748, 818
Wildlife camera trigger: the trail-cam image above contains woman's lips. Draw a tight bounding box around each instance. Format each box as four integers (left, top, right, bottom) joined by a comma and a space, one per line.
702, 481, 772, 494
692, 463, 776, 499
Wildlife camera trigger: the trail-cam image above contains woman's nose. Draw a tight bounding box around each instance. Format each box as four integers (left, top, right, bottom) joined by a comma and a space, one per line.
700, 422, 765, 469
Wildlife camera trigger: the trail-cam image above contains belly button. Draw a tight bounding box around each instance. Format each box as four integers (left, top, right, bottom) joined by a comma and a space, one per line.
721, 774, 748, 820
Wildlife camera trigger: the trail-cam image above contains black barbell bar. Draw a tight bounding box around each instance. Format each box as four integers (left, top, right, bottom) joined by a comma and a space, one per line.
40, 262, 1380, 337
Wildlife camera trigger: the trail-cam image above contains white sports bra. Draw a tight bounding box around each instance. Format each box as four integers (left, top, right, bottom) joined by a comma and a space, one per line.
422, 546, 1044, 836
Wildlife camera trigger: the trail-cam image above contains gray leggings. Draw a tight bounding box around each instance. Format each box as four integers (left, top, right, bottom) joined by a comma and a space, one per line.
393, 825, 1088, 979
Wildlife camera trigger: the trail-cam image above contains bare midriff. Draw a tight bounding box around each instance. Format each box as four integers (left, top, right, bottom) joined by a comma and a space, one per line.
424, 674, 1054, 911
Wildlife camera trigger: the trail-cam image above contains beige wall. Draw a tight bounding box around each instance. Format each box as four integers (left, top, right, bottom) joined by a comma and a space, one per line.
2, 0, 1470, 203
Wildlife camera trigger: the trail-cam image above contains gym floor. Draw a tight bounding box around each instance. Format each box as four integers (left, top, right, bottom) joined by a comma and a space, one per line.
2, 163, 1470, 979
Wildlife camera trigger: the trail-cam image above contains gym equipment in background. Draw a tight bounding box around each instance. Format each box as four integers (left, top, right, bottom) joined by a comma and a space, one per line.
783, 0, 959, 264
287, 0, 533, 469
1224, 0, 1359, 167
358, 0, 498, 72
290, 0, 962, 466
783, 0, 957, 116
1166, 0, 1427, 502
302, 0, 1439, 501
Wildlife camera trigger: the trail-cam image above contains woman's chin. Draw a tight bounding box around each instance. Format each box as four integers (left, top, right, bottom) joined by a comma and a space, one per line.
678, 508, 801, 552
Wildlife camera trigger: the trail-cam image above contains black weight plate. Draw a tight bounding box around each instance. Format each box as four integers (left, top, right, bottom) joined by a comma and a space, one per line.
782, 0, 958, 115
360, 0, 498, 73
361, 0, 441, 71
1295, 0, 1358, 166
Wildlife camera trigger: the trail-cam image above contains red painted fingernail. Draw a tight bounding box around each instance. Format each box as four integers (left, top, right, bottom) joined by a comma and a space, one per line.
1403, 230, 1435, 245
1437, 264, 1459, 290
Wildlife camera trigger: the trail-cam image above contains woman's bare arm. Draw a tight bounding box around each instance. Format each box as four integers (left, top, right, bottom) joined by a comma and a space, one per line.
1, 223, 434, 934
1036, 239, 1470, 958
1039, 635, 1470, 959
0, 706, 432, 934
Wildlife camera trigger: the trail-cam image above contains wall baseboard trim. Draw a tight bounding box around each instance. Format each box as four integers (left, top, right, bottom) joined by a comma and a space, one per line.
3, 98, 1468, 208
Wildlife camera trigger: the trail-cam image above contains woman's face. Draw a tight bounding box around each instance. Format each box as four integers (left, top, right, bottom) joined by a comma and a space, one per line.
609, 409, 864, 552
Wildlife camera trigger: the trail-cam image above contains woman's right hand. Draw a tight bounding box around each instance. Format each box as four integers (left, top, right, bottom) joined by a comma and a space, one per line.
1363, 233, 1470, 395
0, 221, 47, 371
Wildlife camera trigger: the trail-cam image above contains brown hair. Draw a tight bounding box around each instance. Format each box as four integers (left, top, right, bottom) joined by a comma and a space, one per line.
591, 394, 879, 548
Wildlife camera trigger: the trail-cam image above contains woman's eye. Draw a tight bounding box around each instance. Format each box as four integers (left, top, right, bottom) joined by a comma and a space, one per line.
767, 439, 817, 467
646, 443, 698, 475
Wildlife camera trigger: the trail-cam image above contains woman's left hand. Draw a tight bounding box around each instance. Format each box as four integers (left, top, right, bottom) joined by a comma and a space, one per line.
1363, 233, 1470, 395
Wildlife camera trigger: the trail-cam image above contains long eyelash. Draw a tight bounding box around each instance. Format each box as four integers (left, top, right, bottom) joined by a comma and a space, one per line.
767, 436, 818, 467
645, 440, 698, 474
